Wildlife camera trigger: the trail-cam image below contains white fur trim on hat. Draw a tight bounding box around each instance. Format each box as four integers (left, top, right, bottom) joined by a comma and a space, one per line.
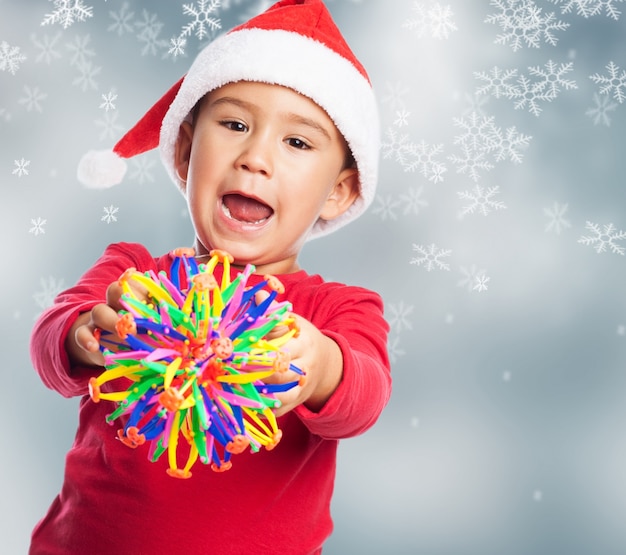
159, 27, 380, 240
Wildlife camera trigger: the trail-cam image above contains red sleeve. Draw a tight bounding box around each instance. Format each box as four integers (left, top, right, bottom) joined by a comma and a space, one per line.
29, 242, 158, 398
293, 284, 391, 440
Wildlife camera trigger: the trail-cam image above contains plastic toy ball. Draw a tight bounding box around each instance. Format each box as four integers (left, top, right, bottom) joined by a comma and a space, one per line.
88, 247, 305, 479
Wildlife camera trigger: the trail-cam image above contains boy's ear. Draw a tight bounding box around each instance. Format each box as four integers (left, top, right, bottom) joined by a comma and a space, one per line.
174, 121, 193, 190
319, 167, 360, 222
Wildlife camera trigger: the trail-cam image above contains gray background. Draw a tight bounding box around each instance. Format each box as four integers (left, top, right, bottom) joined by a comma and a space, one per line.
2, 1, 626, 553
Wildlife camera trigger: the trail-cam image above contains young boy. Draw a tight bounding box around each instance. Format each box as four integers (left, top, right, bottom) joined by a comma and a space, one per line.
29, 1, 391, 554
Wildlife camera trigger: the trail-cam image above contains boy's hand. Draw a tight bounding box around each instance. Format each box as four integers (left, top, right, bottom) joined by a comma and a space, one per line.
66, 277, 148, 368
256, 292, 343, 417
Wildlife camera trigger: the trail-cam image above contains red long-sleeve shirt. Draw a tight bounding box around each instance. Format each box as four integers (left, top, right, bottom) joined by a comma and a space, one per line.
29, 242, 391, 555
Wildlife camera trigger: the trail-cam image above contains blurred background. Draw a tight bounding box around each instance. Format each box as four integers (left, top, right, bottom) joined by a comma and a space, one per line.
2, 1, 626, 553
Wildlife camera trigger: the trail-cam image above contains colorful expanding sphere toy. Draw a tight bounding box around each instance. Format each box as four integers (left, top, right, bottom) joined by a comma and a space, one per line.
88, 247, 305, 479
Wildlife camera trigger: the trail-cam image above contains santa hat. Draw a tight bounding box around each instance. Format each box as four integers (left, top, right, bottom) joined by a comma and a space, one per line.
77, 0, 379, 240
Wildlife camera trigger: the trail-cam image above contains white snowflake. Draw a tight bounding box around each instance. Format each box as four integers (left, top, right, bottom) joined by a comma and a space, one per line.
457, 264, 487, 292
380, 81, 410, 112
99, 90, 117, 112
578, 221, 626, 255
448, 112, 498, 182
528, 60, 578, 97
590, 61, 626, 104
0, 41, 27, 75
474, 66, 519, 98
462, 92, 491, 117
13, 158, 31, 177
29, 217, 47, 235
458, 185, 507, 217
508, 73, 557, 117
33, 276, 65, 312
372, 194, 401, 221
488, 125, 532, 164
31, 33, 63, 65
386, 301, 414, 333
485, 0, 569, 51
135, 9, 168, 57
387, 335, 406, 364
41, 0, 94, 29
168, 36, 187, 58
473, 274, 491, 292
176, 0, 222, 52
129, 156, 157, 184
403, 1, 458, 40
108, 2, 135, 36
95, 111, 124, 141
544, 202, 571, 234
400, 186, 429, 215
549, 0, 623, 19
65, 35, 95, 68
18, 86, 48, 113
101, 205, 119, 224
410, 243, 452, 271
394, 110, 411, 127
585, 92, 618, 126
72, 60, 101, 92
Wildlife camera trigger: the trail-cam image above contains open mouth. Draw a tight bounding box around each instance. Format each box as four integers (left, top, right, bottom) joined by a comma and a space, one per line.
221, 193, 274, 225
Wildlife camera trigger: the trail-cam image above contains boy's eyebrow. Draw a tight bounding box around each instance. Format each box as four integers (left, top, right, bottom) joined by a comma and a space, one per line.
210, 96, 332, 140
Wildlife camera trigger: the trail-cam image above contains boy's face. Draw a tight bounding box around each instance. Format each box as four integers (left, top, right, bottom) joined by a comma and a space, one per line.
174, 81, 358, 275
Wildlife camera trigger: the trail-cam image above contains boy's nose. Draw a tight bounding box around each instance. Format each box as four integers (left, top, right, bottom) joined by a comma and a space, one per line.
235, 136, 273, 177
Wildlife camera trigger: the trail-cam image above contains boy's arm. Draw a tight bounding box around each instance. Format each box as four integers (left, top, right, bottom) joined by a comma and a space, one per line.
293, 285, 392, 440
29, 242, 155, 398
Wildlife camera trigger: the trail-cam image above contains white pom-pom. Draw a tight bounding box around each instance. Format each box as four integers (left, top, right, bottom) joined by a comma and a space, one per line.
77, 149, 128, 189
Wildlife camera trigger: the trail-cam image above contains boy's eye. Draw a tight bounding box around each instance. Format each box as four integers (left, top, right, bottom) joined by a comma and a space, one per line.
286, 138, 310, 150
221, 120, 247, 132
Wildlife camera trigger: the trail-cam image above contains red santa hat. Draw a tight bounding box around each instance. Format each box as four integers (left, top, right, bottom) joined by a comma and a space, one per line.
77, 0, 379, 240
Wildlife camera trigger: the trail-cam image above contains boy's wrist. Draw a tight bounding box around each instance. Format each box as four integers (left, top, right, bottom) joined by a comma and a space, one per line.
303, 335, 343, 413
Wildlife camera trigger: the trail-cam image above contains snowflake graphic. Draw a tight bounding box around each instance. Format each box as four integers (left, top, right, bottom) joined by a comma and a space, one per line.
29, 217, 47, 235
31, 33, 63, 65
13, 158, 31, 177
394, 110, 411, 127
33, 276, 65, 312
478, 61, 577, 117
410, 243, 452, 271
473, 274, 491, 292
403, 1, 458, 40
381, 129, 447, 182
0, 41, 27, 75
386, 301, 414, 333
372, 195, 401, 221
175, 0, 222, 54
474, 66, 519, 98
458, 185, 507, 217
101, 205, 119, 224
485, 0, 569, 51
448, 112, 498, 182
129, 156, 157, 184
108, 2, 135, 36
72, 60, 101, 92
95, 111, 124, 141
457, 264, 487, 292
462, 92, 491, 117
41, 0, 94, 29
380, 81, 411, 112
135, 9, 168, 57
66, 35, 95, 68
544, 202, 572, 234
400, 186, 429, 215
387, 335, 406, 364
168, 36, 187, 58
99, 91, 117, 112
585, 92, 618, 126
549, 0, 623, 19
18, 86, 48, 113
488, 125, 532, 164
578, 221, 626, 255
590, 61, 626, 104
